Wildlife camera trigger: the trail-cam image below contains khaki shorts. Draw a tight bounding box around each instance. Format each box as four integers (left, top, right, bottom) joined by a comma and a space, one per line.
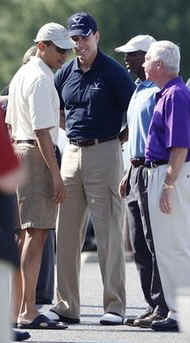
15, 144, 57, 230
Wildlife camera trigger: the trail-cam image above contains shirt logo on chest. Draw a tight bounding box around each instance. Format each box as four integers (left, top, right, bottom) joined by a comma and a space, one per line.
91, 82, 102, 90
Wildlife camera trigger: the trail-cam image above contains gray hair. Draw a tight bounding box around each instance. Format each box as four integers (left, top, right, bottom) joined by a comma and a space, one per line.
22, 45, 37, 64
147, 40, 180, 73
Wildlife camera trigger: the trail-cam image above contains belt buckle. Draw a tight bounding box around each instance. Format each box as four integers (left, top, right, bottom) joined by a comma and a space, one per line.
94, 139, 98, 145
150, 161, 157, 168
70, 139, 80, 146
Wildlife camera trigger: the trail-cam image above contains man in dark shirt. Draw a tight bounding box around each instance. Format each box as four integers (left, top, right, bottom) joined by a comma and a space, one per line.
47, 12, 135, 325
117, 35, 168, 328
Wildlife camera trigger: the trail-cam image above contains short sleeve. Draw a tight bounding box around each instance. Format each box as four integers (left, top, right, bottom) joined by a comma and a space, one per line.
28, 77, 57, 130
164, 91, 190, 149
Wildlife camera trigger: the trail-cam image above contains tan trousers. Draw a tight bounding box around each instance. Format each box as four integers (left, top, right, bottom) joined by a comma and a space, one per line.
0, 262, 12, 343
53, 139, 126, 318
148, 162, 190, 318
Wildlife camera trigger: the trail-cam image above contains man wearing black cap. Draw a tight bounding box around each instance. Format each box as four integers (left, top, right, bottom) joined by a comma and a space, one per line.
117, 35, 168, 328
47, 12, 135, 325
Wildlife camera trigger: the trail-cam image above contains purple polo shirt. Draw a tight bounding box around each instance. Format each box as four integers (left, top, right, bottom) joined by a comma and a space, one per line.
145, 77, 190, 162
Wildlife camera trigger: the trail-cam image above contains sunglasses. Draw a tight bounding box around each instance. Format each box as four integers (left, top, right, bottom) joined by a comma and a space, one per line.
43, 41, 70, 55
53, 44, 70, 55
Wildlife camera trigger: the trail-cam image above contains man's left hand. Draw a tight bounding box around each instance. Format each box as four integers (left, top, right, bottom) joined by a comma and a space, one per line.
159, 186, 174, 214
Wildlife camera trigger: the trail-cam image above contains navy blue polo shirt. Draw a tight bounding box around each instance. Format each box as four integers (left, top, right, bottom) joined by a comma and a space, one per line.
55, 50, 135, 140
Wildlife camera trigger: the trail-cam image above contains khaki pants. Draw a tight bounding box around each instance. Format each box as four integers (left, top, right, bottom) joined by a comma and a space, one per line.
0, 262, 12, 343
53, 139, 126, 318
148, 162, 190, 318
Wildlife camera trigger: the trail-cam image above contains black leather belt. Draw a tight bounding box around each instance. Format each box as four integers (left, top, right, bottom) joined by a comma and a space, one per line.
69, 135, 118, 147
145, 160, 167, 168
15, 139, 38, 146
130, 158, 145, 168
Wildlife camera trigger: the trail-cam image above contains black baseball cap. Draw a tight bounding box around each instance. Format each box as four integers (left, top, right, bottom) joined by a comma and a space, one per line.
67, 12, 97, 37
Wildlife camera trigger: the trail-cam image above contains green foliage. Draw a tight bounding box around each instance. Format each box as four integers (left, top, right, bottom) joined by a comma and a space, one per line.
1, 0, 190, 88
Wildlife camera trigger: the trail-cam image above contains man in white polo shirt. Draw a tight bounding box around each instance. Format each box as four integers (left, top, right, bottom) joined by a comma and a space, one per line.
6, 22, 75, 330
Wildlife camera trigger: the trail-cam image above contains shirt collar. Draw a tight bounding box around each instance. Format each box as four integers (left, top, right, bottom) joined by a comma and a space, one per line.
136, 78, 156, 88
90, 50, 104, 70
71, 49, 103, 73
72, 58, 81, 72
156, 76, 182, 99
30, 56, 54, 79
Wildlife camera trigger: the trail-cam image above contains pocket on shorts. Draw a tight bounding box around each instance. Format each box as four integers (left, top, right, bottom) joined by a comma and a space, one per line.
14, 144, 36, 160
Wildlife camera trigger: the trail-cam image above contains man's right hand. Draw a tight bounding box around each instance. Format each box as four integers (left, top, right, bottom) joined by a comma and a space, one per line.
52, 175, 66, 203
119, 127, 128, 144
35, 128, 66, 203
118, 173, 128, 198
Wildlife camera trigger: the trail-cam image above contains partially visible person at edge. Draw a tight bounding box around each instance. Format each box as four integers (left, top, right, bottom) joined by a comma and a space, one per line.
0, 106, 30, 342
117, 35, 169, 328
143, 40, 190, 332
5, 22, 75, 330
45, 12, 135, 326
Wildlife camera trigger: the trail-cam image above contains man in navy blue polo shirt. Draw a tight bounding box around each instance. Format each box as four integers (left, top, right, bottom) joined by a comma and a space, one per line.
47, 12, 135, 325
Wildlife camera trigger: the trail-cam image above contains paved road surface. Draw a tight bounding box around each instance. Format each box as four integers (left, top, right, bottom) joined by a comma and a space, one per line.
14, 252, 188, 342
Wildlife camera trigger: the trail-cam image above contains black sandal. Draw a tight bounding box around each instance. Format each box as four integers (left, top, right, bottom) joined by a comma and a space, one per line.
17, 314, 68, 330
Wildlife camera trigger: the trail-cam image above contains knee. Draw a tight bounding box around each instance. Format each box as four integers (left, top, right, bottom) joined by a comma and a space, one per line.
26, 228, 49, 247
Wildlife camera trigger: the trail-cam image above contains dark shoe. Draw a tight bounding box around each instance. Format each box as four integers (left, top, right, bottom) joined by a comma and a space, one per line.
13, 329, 30, 341
135, 312, 166, 328
50, 309, 80, 324
124, 317, 136, 326
17, 314, 68, 330
125, 308, 153, 327
151, 318, 179, 332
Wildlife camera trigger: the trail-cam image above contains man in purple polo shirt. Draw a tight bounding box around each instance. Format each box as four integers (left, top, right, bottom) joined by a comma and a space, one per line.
143, 40, 190, 332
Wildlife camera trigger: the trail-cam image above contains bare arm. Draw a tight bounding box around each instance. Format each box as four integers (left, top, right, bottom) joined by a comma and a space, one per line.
34, 128, 66, 203
0, 95, 8, 104
164, 147, 188, 185
59, 109, 66, 130
160, 147, 188, 214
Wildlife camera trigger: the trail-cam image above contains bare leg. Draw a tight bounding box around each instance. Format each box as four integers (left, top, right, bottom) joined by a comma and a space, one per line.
19, 228, 48, 321
11, 230, 25, 323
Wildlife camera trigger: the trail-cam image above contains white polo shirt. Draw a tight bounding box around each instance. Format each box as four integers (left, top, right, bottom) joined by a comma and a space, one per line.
6, 56, 60, 145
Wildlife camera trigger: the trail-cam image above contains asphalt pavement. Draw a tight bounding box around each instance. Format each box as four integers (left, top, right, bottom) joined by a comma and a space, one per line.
14, 252, 188, 343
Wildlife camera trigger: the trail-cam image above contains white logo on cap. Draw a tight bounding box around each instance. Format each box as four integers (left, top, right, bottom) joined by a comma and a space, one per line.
72, 15, 81, 23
